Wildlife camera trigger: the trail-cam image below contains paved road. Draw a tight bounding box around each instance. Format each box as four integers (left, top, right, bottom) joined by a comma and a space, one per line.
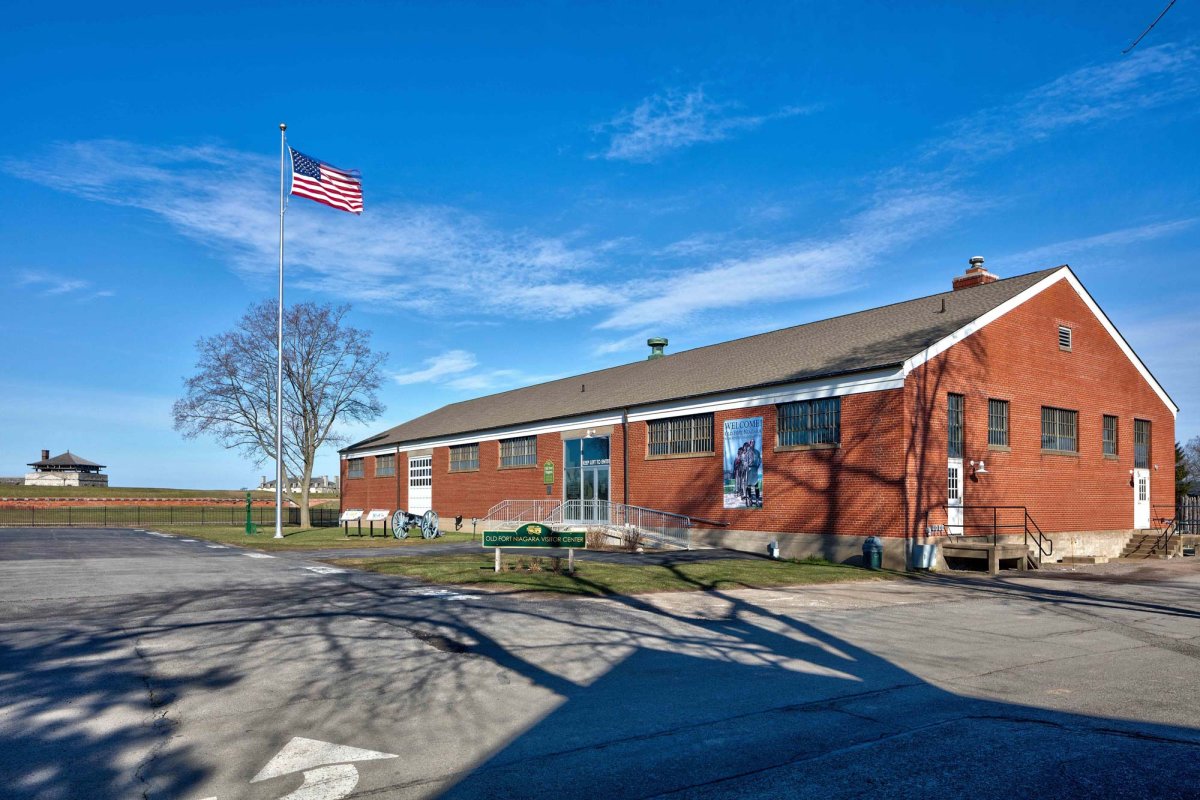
2, 527, 1199, 800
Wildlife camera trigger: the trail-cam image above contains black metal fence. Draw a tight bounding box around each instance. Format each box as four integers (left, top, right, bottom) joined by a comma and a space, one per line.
1180, 496, 1200, 534
0, 505, 340, 528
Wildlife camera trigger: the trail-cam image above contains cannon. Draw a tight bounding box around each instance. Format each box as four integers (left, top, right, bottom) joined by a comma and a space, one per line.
391, 508, 441, 540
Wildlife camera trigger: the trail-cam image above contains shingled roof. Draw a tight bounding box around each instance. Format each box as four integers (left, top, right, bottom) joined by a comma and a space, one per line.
347, 267, 1063, 451
28, 451, 106, 470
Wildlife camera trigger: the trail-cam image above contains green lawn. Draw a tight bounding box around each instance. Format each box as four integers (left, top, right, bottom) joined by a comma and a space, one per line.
328, 552, 900, 596
0, 485, 338, 501
154, 525, 474, 550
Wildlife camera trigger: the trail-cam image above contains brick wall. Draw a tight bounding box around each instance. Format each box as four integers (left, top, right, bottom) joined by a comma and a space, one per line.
340, 449, 403, 512
906, 277, 1176, 537
625, 391, 907, 537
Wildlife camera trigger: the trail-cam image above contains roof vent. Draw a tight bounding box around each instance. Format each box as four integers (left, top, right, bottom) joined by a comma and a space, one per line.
647, 337, 668, 360
952, 256, 999, 291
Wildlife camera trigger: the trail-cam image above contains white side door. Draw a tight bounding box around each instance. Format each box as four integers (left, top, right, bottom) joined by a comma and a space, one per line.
947, 459, 964, 535
408, 456, 432, 516
1133, 468, 1150, 529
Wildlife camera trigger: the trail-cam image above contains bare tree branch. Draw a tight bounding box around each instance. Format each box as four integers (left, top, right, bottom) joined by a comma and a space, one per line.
173, 301, 387, 527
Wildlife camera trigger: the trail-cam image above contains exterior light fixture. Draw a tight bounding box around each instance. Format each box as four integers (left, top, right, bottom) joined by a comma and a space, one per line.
969, 459, 987, 475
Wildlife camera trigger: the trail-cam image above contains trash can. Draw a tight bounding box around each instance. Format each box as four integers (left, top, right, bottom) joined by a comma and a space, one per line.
863, 536, 884, 570
912, 543, 938, 570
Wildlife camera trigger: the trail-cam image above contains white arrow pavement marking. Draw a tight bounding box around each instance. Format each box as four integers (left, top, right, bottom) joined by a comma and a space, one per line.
277, 764, 360, 800
250, 737, 398, 784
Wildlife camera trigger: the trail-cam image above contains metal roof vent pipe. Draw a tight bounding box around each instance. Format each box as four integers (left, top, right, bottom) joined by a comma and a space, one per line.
647, 337, 668, 360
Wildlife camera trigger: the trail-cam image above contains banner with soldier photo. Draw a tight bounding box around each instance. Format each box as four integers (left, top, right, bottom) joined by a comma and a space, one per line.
723, 417, 763, 509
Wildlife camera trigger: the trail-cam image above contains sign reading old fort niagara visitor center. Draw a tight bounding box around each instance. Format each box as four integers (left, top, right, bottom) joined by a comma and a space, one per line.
482, 523, 586, 549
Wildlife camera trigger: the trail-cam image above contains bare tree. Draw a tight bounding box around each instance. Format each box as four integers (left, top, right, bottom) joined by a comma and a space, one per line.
173, 301, 387, 527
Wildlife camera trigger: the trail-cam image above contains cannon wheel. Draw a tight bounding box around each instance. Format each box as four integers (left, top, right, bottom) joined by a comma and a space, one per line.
420, 510, 441, 539
391, 510, 410, 539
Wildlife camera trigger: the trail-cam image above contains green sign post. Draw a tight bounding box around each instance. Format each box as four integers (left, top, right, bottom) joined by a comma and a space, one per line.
244, 492, 257, 535
482, 522, 585, 572
542, 460, 554, 496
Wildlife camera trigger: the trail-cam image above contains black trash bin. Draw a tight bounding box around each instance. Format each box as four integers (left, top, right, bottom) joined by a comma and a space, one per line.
862, 536, 883, 570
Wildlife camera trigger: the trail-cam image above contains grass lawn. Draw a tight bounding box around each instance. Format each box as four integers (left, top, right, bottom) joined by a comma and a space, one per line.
328, 552, 901, 596
0, 485, 338, 501
154, 525, 474, 550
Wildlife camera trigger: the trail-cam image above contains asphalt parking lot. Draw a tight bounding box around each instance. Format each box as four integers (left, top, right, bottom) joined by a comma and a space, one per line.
2, 527, 1199, 799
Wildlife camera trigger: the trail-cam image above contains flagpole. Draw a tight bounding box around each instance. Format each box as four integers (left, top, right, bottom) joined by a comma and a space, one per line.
275, 123, 287, 539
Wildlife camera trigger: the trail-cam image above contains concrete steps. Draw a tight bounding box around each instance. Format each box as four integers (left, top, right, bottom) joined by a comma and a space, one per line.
1120, 531, 1177, 559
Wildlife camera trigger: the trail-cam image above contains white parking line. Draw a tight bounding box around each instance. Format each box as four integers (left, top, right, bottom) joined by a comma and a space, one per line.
304, 565, 345, 574
206, 544, 228, 549
244, 553, 275, 559
145, 532, 171, 538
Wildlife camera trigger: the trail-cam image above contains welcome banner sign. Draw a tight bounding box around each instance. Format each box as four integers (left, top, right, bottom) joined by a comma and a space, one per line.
723, 417, 763, 509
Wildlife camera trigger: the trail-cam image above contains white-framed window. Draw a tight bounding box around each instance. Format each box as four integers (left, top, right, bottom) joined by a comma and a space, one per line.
1041, 407, 1078, 453
647, 413, 714, 457
499, 435, 537, 468
449, 443, 479, 472
347, 458, 364, 479
947, 466, 960, 501
376, 453, 395, 477
409, 455, 431, 486
777, 397, 840, 447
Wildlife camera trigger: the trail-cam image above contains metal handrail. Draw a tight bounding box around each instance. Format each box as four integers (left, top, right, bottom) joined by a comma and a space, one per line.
1023, 509, 1053, 562
1152, 517, 1180, 557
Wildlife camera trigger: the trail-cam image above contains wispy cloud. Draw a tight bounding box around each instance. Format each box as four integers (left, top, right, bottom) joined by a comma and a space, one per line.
928, 42, 1198, 162
597, 188, 962, 330
17, 270, 114, 300
597, 88, 814, 163
391, 348, 560, 394
393, 350, 478, 385
995, 218, 1198, 271
5, 141, 606, 319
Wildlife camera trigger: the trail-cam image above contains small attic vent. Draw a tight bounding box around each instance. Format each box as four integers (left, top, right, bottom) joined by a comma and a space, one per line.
1058, 325, 1073, 351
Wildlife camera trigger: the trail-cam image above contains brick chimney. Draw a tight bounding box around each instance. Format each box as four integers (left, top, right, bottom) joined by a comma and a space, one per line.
953, 256, 999, 291
41, 449, 49, 461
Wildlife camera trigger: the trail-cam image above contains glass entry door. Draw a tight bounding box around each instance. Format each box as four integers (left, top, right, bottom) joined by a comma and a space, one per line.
564, 436, 610, 523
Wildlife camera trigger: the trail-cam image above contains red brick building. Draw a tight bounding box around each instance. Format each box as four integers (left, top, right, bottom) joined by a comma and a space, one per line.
341, 262, 1176, 567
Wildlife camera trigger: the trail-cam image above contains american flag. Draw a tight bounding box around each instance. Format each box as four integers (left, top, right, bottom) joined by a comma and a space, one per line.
288, 147, 363, 214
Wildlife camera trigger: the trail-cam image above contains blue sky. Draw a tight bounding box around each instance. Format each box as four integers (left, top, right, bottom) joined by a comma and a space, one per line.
2, 1, 1198, 488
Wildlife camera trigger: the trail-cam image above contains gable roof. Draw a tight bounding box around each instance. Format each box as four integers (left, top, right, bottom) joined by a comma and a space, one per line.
347, 268, 1074, 452
28, 451, 106, 469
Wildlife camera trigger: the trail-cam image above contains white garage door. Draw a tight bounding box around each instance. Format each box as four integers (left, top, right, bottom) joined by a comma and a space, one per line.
408, 456, 432, 516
